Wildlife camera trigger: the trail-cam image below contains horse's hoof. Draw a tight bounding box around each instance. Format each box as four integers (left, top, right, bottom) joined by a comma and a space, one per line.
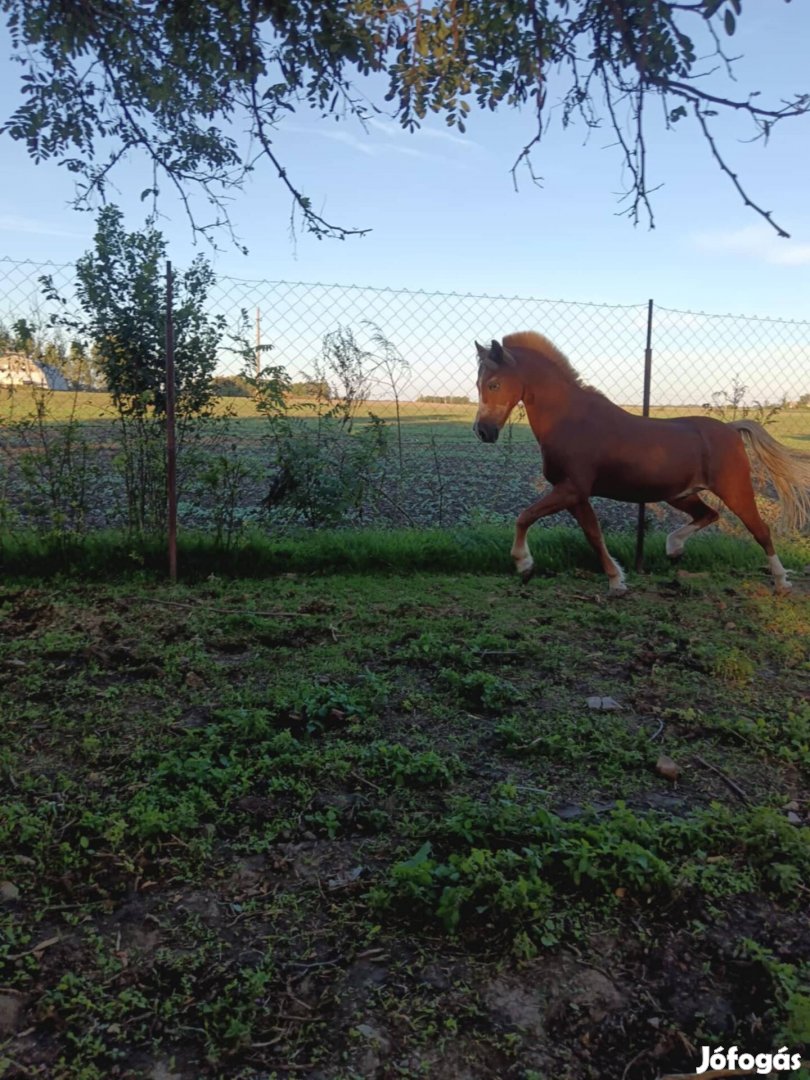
519, 565, 535, 585
608, 584, 629, 599
775, 582, 793, 595
666, 550, 683, 562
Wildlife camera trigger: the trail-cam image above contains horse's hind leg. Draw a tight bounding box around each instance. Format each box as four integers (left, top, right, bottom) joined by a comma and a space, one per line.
713, 473, 791, 592
665, 494, 720, 559
570, 501, 627, 595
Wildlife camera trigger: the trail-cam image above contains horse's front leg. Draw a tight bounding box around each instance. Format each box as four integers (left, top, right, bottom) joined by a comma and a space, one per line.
569, 501, 627, 595
511, 482, 581, 582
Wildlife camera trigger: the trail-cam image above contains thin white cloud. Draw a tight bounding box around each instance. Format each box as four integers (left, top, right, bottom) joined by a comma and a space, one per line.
0, 213, 86, 239
418, 126, 481, 151
314, 128, 377, 157
285, 118, 479, 162
692, 224, 810, 267
770, 243, 810, 266
367, 116, 480, 150
365, 118, 400, 140
283, 122, 437, 161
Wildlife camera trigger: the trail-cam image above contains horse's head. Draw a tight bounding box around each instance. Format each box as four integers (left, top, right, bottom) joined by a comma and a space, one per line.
473, 339, 521, 443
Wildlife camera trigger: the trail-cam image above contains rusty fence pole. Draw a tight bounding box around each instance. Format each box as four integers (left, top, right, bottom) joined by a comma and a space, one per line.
165, 261, 178, 584
255, 307, 261, 378
634, 299, 654, 572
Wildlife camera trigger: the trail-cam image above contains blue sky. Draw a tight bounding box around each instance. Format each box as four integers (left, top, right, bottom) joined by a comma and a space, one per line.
1, 5, 809, 320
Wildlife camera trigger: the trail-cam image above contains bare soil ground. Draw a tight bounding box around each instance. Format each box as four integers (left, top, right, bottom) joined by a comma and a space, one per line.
1, 565, 809, 1079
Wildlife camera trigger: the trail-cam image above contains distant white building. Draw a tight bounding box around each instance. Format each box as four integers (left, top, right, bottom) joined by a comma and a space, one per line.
0, 352, 72, 390
0, 352, 47, 388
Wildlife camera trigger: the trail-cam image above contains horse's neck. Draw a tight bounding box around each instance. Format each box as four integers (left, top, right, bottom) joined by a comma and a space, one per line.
522, 368, 583, 442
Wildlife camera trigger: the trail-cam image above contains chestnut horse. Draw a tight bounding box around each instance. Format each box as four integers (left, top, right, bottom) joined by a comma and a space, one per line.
474, 332, 810, 594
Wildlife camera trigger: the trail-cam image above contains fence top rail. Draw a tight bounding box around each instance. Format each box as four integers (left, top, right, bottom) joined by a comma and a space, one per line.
656, 303, 810, 327
0, 256, 76, 271
212, 276, 651, 310
2, 254, 809, 328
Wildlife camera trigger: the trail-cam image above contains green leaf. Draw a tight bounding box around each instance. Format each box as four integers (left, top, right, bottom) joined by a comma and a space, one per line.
400, 841, 433, 869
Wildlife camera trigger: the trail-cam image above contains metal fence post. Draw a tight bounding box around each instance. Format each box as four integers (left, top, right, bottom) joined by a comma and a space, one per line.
255, 307, 261, 378
634, 299, 654, 572
166, 261, 178, 584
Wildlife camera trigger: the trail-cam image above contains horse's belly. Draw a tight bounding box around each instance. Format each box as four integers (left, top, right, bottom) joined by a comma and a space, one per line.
591, 468, 703, 504
542, 432, 708, 503
595, 485, 701, 504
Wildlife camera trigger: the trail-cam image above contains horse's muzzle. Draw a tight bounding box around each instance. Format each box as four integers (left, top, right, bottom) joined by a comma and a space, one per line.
473, 420, 500, 444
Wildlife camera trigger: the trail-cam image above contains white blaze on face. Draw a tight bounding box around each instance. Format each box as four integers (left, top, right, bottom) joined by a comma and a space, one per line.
475, 384, 513, 429
476, 367, 494, 409
481, 404, 508, 425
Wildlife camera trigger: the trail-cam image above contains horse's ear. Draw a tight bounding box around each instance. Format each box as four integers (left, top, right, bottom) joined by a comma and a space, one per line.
490, 340, 516, 368
475, 340, 495, 369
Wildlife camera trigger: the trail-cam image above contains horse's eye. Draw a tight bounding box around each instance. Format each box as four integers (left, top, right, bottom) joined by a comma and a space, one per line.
488, 381, 500, 391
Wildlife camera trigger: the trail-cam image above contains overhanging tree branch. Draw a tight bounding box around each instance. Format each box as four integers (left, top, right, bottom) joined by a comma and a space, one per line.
1, 0, 807, 245
245, 80, 371, 242
693, 103, 789, 238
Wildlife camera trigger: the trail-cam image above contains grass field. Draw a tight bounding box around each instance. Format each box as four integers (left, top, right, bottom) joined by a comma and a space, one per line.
1, 530, 809, 1079
3, 387, 810, 447
3, 387, 809, 537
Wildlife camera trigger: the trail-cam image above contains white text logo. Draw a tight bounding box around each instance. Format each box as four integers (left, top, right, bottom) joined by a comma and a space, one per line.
696, 1046, 802, 1075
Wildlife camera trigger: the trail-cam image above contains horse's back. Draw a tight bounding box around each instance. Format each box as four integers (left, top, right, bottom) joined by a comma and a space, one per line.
613, 409, 746, 457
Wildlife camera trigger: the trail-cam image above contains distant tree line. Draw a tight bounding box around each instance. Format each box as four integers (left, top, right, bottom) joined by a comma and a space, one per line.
289, 378, 332, 400
417, 395, 470, 405
212, 375, 333, 400
212, 375, 252, 398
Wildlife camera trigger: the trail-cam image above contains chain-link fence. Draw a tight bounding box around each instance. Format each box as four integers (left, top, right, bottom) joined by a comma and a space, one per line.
1, 255, 809, 536
3, 255, 809, 411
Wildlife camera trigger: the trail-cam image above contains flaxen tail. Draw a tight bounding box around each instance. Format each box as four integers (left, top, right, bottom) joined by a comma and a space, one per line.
729, 420, 810, 532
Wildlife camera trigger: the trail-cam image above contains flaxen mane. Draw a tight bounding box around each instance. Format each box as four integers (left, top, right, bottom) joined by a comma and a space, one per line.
503, 331, 590, 390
